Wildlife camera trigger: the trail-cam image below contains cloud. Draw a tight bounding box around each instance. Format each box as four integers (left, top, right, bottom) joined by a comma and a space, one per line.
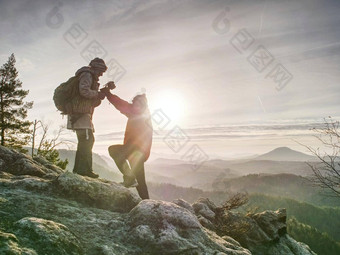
96, 120, 323, 144
16, 57, 36, 73
1, 0, 340, 140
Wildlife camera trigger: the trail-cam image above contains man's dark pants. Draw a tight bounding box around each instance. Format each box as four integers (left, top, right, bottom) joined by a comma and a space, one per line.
73, 129, 94, 175
108, 144, 149, 200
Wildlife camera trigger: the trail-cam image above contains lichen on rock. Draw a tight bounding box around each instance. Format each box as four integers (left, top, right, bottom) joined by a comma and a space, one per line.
0, 230, 37, 255
54, 172, 141, 213
13, 217, 83, 255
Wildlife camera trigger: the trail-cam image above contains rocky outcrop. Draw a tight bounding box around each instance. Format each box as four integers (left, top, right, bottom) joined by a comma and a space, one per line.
54, 172, 141, 213
0, 146, 316, 255
0, 146, 63, 178
192, 197, 218, 230
126, 199, 251, 254
0, 145, 141, 213
191, 198, 316, 255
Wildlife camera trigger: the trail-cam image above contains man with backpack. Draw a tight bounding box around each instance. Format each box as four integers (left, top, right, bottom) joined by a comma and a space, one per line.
100, 88, 153, 199
65, 58, 107, 178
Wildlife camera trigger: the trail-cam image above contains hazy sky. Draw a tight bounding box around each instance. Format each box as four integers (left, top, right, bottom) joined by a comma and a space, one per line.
1, 0, 340, 159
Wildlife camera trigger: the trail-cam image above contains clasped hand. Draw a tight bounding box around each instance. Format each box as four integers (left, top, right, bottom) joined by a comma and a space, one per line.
99, 81, 115, 100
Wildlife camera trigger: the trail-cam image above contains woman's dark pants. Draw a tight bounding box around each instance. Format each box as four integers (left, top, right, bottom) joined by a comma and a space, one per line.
108, 144, 149, 200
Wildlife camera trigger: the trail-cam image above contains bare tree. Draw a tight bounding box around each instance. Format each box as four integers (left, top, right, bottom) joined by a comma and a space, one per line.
215, 193, 250, 239
302, 117, 340, 197
31, 119, 42, 156
30, 120, 70, 169
36, 122, 66, 153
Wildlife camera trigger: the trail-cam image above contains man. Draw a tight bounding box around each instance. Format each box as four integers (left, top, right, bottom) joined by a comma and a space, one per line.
67, 58, 107, 178
102, 88, 153, 200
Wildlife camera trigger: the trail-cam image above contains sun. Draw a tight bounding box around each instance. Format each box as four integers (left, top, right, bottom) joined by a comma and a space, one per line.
150, 90, 185, 123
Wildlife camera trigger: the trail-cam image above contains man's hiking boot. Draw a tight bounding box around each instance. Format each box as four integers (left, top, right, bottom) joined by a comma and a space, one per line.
73, 170, 99, 178
84, 171, 99, 178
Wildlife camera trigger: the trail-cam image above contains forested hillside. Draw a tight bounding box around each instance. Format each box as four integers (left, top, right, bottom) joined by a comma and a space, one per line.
148, 182, 340, 255
246, 194, 340, 242
213, 173, 340, 207
287, 218, 340, 255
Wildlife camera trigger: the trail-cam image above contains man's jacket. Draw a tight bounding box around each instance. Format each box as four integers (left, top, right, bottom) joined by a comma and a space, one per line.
67, 67, 100, 130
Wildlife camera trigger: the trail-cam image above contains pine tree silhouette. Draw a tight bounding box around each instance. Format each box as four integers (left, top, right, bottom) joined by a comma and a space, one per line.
0, 53, 33, 151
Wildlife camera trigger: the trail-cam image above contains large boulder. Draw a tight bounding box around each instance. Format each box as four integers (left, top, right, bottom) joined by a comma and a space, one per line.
172, 198, 195, 214
192, 198, 218, 230
192, 198, 216, 221
54, 172, 141, 213
0, 230, 37, 255
251, 209, 287, 240
0, 172, 51, 192
0, 149, 141, 214
218, 210, 270, 247
213, 207, 316, 255
125, 200, 251, 255
14, 217, 83, 255
0, 146, 64, 178
255, 235, 317, 255
245, 209, 316, 255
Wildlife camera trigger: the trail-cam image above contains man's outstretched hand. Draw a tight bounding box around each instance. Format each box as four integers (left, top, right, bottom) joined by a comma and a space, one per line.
100, 81, 115, 97
98, 91, 106, 100
100, 87, 111, 96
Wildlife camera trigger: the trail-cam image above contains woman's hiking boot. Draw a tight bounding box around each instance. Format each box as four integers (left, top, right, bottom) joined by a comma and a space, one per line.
120, 175, 138, 188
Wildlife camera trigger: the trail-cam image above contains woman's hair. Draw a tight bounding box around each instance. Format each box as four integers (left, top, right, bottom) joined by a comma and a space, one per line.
133, 94, 148, 111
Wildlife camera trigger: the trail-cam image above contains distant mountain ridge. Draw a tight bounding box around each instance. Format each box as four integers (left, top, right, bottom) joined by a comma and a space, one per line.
57, 149, 112, 170
255, 147, 317, 161
54, 147, 317, 189
57, 149, 120, 181
151, 158, 188, 165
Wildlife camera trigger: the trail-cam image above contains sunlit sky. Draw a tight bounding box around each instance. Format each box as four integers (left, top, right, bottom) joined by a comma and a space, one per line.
1, 0, 340, 159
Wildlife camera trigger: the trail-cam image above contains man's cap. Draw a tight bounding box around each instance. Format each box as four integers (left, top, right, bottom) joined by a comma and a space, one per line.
89, 58, 108, 72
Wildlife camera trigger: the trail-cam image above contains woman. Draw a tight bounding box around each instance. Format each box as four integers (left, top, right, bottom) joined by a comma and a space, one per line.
102, 88, 153, 200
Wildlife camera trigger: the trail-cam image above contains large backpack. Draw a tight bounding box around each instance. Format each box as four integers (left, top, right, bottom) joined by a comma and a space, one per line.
53, 71, 100, 115
53, 76, 79, 115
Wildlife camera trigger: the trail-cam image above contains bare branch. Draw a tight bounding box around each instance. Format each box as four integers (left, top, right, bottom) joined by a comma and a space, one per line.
216, 192, 249, 214
299, 117, 340, 198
